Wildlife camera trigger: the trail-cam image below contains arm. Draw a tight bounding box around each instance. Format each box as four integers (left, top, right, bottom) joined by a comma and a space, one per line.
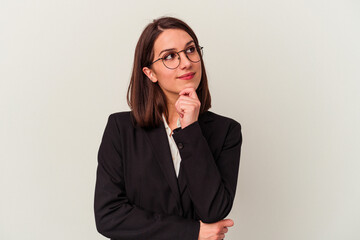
174, 88, 242, 223
172, 119, 242, 223
94, 114, 200, 240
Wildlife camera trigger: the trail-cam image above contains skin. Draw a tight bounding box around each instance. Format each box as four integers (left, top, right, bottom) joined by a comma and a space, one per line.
143, 29, 234, 239
199, 219, 234, 240
142, 29, 202, 129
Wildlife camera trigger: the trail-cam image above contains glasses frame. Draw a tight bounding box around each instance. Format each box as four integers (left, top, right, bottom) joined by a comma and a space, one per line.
148, 46, 204, 70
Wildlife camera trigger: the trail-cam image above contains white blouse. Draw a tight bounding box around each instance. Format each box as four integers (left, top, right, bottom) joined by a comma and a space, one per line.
162, 114, 182, 177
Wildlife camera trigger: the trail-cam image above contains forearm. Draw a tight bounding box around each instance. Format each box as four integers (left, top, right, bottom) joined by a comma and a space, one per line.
173, 121, 242, 223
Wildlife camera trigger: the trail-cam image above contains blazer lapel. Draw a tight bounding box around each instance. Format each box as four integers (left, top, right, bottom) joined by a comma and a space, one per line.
143, 112, 214, 208
143, 123, 181, 208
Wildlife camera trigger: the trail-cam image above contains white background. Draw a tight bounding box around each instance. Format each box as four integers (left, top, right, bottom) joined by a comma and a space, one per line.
1, 0, 359, 239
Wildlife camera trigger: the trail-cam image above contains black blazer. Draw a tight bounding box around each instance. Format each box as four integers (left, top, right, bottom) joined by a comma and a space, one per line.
94, 111, 242, 240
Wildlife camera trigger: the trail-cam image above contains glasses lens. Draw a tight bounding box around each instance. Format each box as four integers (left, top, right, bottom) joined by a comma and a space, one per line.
186, 46, 202, 63
162, 46, 203, 69
163, 58, 179, 69
162, 52, 179, 69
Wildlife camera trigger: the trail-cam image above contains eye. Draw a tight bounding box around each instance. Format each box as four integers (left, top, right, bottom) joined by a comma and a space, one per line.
163, 52, 177, 61
186, 46, 196, 54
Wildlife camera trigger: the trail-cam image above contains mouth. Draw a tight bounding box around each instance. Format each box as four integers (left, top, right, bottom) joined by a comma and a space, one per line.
178, 72, 195, 80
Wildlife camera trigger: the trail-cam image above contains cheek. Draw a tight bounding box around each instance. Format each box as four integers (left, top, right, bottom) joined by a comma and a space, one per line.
196, 64, 202, 81
196, 61, 202, 72
154, 66, 174, 81
156, 70, 176, 86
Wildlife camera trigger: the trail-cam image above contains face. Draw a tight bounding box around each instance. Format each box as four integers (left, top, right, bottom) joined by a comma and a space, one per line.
143, 29, 202, 101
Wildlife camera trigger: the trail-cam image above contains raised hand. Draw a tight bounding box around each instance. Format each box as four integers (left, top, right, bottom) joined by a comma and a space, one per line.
175, 87, 201, 128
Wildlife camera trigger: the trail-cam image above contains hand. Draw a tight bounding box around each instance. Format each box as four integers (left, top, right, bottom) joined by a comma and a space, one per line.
175, 87, 201, 129
198, 219, 234, 240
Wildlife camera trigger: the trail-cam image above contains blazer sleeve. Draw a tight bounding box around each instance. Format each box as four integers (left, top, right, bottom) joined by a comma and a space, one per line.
94, 114, 200, 240
172, 119, 242, 223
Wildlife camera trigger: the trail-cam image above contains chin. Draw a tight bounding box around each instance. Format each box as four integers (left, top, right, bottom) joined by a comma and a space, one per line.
184, 81, 200, 90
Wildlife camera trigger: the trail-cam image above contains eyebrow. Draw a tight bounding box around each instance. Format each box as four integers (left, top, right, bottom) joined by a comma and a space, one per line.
158, 40, 195, 57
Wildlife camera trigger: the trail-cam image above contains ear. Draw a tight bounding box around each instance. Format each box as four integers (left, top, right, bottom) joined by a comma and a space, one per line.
142, 67, 158, 83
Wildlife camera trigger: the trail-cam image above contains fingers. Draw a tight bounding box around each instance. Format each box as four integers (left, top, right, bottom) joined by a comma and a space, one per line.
176, 95, 200, 105
175, 99, 200, 112
175, 95, 200, 118
220, 219, 234, 227
198, 220, 233, 240
175, 95, 200, 108
179, 87, 198, 99
175, 88, 201, 128
220, 227, 228, 234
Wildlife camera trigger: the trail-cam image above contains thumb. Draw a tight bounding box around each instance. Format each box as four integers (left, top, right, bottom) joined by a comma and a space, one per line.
221, 219, 234, 227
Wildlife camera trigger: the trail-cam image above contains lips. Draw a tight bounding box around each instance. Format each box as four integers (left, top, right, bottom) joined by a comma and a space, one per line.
178, 72, 195, 80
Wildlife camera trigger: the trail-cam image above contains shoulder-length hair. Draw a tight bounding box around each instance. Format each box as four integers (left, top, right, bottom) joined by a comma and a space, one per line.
127, 16, 211, 128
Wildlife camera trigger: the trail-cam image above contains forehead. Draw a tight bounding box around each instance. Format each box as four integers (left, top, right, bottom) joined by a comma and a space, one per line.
153, 29, 194, 54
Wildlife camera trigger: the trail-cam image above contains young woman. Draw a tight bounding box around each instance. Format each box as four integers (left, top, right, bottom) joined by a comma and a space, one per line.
94, 17, 242, 240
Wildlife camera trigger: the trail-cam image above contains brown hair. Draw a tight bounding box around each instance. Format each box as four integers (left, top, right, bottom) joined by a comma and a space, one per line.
127, 16, 211, 128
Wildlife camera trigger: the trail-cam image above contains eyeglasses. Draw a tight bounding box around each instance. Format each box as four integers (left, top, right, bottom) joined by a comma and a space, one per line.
149, 45, 203, 70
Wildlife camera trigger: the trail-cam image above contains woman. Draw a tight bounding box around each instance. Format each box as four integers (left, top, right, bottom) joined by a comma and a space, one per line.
94, 17, 242, 240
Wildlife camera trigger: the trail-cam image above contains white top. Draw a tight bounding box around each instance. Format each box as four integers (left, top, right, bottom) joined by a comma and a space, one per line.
162, 114, 182, 177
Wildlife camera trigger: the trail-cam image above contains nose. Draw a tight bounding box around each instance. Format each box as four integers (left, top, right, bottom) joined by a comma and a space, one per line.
178, 51, 191, 69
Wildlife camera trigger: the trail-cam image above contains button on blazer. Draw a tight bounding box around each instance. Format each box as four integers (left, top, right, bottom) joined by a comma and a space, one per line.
94, 111, 242, 240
